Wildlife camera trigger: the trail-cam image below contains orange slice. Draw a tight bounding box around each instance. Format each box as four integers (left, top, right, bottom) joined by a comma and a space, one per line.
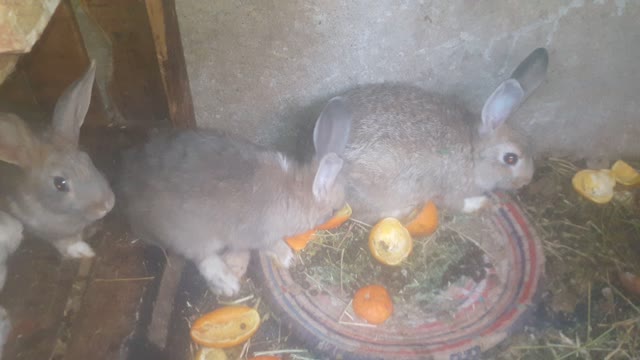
369, 217, 413, 266
194, 347, 228, 360
352, 285, 393, 325
404, 201, 439, 237
572, 169, 616, 204
611, 160, 640, 186
190, 306, 260, 348
284, 229, 316, 252
316, 203, 352, 230
284, 203, 353, 251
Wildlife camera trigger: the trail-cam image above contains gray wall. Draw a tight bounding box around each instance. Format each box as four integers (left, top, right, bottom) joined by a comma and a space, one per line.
176, 0, 640, 161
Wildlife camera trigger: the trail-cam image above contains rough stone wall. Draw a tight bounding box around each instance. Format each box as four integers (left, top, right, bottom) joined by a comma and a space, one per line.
177, 0, 640, 161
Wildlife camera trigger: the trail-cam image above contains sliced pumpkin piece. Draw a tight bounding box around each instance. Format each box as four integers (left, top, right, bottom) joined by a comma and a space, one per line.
316, 203, 352, 230
611, 160, 640, 186
190, 306, 260, 348
404, 201, 439, 237
369, 217, 413, 266
572, 169, 616, 204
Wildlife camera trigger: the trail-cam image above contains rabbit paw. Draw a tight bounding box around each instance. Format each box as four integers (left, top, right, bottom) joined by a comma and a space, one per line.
222, 251, 251, 280
198, 257, 240, 297
269, 241, 295, 269
63, 241, 96, 258
463, 196, 489, 213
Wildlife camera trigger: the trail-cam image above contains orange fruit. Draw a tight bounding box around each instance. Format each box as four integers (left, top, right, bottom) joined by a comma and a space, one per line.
190, 306, 261, 348
572, 169, 616, 204
368, 217, 413, 266
352, 285, 393, 325
404, 201, 439, 237
316, 203, 352, 230
285, 229, 316, 251
284, 203, 352, 252
194, 347, 228, 360
611, 160, 640, 186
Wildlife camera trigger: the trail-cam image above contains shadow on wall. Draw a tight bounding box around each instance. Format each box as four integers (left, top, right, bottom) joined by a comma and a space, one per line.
176, 0, 640, 161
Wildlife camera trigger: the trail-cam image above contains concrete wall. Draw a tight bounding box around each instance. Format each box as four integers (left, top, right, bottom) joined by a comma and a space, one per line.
176, 0, 640, 161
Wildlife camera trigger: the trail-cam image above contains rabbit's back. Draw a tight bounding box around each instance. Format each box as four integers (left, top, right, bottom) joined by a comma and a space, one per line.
340, 84, 476, 222
119, 129, 301, 261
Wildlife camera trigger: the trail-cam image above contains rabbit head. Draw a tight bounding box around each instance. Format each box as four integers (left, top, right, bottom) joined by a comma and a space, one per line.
0, 61, 114, 239
283, 97, 352, 231
309, 97, 352, 219
472, 48, 549, 192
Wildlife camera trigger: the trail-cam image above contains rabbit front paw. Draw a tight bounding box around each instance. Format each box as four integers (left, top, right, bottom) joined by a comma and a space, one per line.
268, 241, 295, 269
462, 196, 489, 213
222, 250, 251, 280
62, 241, 96, 258
53, 234, 96, 259
198, 256, 241, 297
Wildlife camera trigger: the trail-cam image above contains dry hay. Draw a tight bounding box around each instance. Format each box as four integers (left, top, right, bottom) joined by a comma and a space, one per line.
491, 157, 640, 360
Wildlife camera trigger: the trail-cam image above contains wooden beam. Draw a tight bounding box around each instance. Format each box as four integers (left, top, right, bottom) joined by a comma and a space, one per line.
145, 0, 196, 129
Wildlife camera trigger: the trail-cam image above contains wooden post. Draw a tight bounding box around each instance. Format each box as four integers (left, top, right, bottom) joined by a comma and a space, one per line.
145, 0, 196, 129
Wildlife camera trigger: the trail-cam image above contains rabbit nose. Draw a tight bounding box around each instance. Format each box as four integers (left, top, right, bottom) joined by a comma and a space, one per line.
90, 192, 115, 218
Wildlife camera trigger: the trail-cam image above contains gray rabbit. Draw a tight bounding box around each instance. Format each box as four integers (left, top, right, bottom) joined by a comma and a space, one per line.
118, 98, 352, 296
333, 48, 549, 224
0, 60, 114, 358
0, 60, 115, 259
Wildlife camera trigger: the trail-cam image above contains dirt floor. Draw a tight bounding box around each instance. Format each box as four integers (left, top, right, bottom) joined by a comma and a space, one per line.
1, 127, 639, 360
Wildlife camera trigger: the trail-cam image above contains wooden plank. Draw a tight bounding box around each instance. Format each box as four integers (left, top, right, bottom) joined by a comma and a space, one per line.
79, 0, 170, 129
147, 254, 185, 350
144, 0, 195, 129
0, 238, 78, 360
61, 224, 158, 360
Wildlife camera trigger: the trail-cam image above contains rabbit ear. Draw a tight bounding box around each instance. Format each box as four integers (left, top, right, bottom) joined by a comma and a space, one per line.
51, 60, 96, 146
480, 79, 524, 135
0, 114, 38, 167
312, 153, 344, 201
313, 96, 352, 158
510, 47, 549, 101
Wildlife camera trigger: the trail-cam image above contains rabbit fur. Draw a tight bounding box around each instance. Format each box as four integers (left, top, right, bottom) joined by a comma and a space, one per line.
0, 60, 115, 259
118, 98, 352, 296
335, 48, 549, 223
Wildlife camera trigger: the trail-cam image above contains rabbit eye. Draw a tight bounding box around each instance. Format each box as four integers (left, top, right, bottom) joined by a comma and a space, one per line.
503, 152, 519, 166
53, 176, 69, 192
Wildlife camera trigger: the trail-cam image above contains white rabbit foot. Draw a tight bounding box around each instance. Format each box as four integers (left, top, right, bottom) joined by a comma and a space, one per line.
463, 196, 489, 213
221, 250, 251, 280
268, 241, 295, 269
198, 256, 240, 297
58, 240, 96, 259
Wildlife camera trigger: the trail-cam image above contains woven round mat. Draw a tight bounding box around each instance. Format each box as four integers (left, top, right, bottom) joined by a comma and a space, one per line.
257, 192, 545, 360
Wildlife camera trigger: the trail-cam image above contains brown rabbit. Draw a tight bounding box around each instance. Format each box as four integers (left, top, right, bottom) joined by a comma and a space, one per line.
118, 98, 352, 296
334, 48, 549, 223
0, 61, 115, 258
